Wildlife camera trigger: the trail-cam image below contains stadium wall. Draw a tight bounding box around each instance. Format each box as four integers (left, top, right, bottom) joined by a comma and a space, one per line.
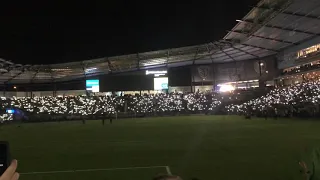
0, 80, 85, 92
168, 66, 192, 87
99, 74, 154, 91
168, 86, 192, 93
192, 56, 277, 84
0, 90, 86, 97
194, 85, 213, 92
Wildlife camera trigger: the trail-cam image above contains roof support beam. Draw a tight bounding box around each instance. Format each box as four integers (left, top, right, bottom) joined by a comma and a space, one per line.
215, 42, 237, 63
206, 43, 217, 54
223, 39, 279, 53
0, 68, 10, 75
227, 30, 297, 45
205, 44, 211, 53
106, 58, 113, 73
221, 41, 265, 76
221, 42, 259, 58
0, 59, 14, 65
242, 43, 279, 53
227, 43, 263, 76
136, 53, 141, 70
239, 19, 320, 36
234, 47, 259, 58
220, 49, 237, 63
166, 50, 170, 68
81, 62, 88, 80
205, 43, 216, 64
30, 68, 40, 83
193, 42, 232, 62
50, 70, 55, 82
4, 69, 25, 84
220, 48, 239, 79
193, 48, 199, 65
253, 6, 320, 20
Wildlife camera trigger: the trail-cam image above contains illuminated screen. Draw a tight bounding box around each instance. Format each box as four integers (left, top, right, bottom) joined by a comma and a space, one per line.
86, 79, 100, 92
154, 77, 168, 90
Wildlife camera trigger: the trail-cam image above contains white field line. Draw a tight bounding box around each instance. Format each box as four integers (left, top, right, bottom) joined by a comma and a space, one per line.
19, 140, 146, 148
20, 165, 168, 175
165, 166, 172, 175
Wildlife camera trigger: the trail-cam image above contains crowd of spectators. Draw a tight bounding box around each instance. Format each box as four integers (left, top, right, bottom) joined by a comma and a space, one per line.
0, 93, 221, 122
226, 80, 320, 118
3, 78, 320, 123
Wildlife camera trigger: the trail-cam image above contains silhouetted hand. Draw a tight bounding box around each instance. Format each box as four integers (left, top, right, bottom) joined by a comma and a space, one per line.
0, 160, 19, 180
299, 161, 309, 180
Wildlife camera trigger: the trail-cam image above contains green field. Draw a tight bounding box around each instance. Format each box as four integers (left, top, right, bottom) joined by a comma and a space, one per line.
1, 116, 319, 180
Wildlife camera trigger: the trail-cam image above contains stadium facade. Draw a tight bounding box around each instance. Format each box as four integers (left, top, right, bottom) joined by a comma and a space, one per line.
1, 0, 320, 97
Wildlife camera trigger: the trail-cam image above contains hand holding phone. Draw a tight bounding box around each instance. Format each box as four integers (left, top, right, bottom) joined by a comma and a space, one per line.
0, 142, 19, 180
0, 142, 10, 176
0, 160, 19, 180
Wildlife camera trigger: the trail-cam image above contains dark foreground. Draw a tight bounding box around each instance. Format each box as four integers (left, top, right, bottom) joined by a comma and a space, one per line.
0, 116, 318, 180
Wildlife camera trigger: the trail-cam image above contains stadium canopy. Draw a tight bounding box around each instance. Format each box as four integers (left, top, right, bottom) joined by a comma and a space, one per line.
1, 0, 320, 84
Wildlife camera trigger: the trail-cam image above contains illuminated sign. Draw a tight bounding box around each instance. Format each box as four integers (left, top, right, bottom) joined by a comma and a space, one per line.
297, 43, 320, 59
154, 77, 168, 90
146, 70, 167, 75
86, 79, 100, 92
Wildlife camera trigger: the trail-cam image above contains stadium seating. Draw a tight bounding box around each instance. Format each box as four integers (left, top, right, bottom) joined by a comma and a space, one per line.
227, 80, 320, 117
2, 79, 320, 122
0, 93, 221, 122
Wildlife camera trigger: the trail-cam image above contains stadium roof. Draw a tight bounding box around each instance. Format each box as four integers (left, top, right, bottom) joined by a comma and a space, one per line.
1, 0, 320, 84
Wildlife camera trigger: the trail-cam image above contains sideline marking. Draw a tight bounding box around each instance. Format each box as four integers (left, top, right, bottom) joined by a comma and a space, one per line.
165, 166, 172, 175
21, 165, 168, 175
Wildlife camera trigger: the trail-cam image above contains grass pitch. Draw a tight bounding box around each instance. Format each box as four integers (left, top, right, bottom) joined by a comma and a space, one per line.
1, 116, 320, 180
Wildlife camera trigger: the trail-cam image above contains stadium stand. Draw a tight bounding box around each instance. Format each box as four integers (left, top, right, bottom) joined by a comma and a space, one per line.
0, 93, 221, 122
227, 79, 320, 118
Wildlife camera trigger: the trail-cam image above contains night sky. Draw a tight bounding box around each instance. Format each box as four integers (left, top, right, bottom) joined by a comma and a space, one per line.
0, 1, 259, 65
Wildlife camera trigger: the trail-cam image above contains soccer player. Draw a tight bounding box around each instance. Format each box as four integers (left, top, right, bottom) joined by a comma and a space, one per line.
274, 107, 278, 120
101, 111, 105, 126
109, 113, 113, 124
263, 106, 268, 120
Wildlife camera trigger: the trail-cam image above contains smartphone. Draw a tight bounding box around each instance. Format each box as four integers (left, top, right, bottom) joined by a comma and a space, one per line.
0, 142, 10, 176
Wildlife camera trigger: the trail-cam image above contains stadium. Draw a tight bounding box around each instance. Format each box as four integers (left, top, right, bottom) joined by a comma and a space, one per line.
1, 0, 320, 179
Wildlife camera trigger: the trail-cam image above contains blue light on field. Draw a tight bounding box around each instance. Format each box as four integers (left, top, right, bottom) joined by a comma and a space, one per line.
6, 109, 15, 114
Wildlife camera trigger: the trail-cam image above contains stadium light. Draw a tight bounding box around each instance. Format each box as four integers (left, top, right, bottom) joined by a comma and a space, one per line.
154, 74, 166, 77
146, 70, 167, 75
85, 67, 97, 72
219, 84, 235, 92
